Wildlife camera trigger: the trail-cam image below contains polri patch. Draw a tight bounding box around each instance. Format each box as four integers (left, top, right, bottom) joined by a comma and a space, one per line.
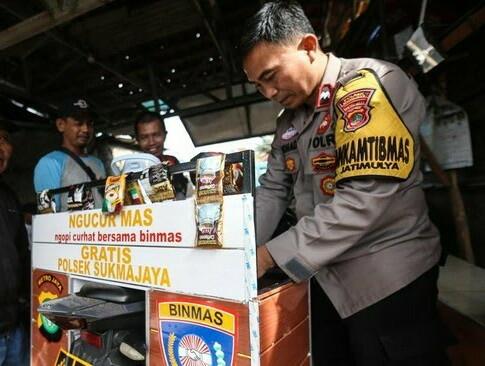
336, 88, 375, 132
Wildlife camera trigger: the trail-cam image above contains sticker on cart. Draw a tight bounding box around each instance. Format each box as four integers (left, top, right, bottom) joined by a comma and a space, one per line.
54, 348, 92, 366
159, 301, 236, 366
36, 273, 66, 342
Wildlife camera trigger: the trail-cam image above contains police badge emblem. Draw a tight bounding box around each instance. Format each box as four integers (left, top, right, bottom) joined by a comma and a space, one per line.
320, 176, 336, 196
159, 301, 236, 366
336, 88, 375, 132
285, 157, 296, 172
315, 84, 333, 109
317, 113, 332, 134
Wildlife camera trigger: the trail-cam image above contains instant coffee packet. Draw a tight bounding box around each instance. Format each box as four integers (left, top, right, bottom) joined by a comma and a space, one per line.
102, 175, 126, 214
195, 154, 225, 203
37, 189, 56, 214
67, 184, 95, 211
138, 163, 175, 203
223, 163, 244, 194
124, 177, 145, 206
195, 202, 223, 248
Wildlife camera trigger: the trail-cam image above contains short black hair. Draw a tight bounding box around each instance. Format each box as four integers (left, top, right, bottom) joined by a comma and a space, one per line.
240, 1, 316, 59
134, 111, 166, 136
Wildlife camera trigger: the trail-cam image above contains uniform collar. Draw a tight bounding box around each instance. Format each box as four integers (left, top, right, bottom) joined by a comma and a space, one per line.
314, 53, 341, 111
283, 54, 342, 135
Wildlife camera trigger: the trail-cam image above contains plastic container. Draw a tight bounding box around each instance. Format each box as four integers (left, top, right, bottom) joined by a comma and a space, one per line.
111, 153, 161, 174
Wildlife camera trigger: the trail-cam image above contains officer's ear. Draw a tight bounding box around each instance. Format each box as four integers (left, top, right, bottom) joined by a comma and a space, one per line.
298, 34, 319, 62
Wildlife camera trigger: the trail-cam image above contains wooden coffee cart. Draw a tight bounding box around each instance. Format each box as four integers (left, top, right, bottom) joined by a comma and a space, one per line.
31, 151, 310, 366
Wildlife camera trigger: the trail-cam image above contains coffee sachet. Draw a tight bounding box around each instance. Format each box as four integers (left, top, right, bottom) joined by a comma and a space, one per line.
37, 189, 56, 214
195, 154, 225, 203
125, 179, 145, 206
67, 184, 95, 211
102, 175, 126, 214
195, 202, 223, 248
138, 163, 175, 203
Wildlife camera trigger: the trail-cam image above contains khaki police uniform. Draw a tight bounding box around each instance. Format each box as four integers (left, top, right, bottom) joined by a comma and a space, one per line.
256, 53, 441, 318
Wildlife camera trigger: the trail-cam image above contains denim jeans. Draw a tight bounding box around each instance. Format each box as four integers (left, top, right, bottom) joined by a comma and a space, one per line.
0, 326, 28, 366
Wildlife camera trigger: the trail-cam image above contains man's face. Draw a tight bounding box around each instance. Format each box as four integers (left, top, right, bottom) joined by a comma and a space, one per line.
0, 129, 13, 174
136, 119, 166, 157
243, 40, 315, 109
57, 117, 93, 149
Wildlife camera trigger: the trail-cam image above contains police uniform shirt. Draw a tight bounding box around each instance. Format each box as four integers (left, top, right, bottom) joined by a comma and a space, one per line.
256, 53, 441, 318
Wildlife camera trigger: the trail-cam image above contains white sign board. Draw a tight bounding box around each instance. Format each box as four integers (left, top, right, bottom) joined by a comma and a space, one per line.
421, 96, 474, 170
32, 243, 247, 301
32, 194, 258, 301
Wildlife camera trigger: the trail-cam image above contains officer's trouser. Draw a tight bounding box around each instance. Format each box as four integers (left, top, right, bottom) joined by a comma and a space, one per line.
311, 266, 451, 366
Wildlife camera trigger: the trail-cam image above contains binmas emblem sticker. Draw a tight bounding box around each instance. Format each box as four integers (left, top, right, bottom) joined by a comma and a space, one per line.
159, 301, 237, 366
336, 88, 375, 132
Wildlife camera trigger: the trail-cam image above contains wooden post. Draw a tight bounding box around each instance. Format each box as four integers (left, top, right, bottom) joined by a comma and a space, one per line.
448, 170, 475, 263
420, 136, 475, 263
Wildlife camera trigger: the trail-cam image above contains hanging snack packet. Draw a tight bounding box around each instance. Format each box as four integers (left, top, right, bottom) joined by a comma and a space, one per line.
67, 184, 94, 211
37, 189, 56, 214
67, 184, 83, 211
82, 188, 95, 210
102, 175, 126, 214
125, 179, 145, 206
223, 163, 244, 194
196, 202, 223, 248
195, 154, 225, 203
138, 163, 175, 203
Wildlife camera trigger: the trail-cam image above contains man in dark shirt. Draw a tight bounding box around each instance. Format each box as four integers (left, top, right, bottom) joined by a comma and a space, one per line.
134, 112, 188, 198
0, 121, 29, 365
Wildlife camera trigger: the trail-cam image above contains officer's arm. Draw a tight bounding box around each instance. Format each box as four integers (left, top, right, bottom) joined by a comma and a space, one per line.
256, 140, 294, 245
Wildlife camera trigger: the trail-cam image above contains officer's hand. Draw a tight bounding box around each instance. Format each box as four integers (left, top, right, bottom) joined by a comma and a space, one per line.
257, 245, 276, 278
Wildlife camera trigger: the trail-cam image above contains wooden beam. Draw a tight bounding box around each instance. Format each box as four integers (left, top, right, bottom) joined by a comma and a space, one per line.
0, 0, 113, 50
441, 5, 485, 51
41, 0, 80, 15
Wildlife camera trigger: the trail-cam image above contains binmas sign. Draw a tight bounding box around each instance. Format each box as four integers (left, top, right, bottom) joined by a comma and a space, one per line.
33, 195, 251, 249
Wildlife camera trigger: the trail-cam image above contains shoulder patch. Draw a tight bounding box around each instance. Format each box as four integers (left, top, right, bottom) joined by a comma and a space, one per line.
334, 69, 415, 182
336, 88, 375, 132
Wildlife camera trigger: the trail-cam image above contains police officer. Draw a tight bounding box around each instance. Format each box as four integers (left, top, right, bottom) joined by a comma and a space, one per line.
241, 2, 448, 365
